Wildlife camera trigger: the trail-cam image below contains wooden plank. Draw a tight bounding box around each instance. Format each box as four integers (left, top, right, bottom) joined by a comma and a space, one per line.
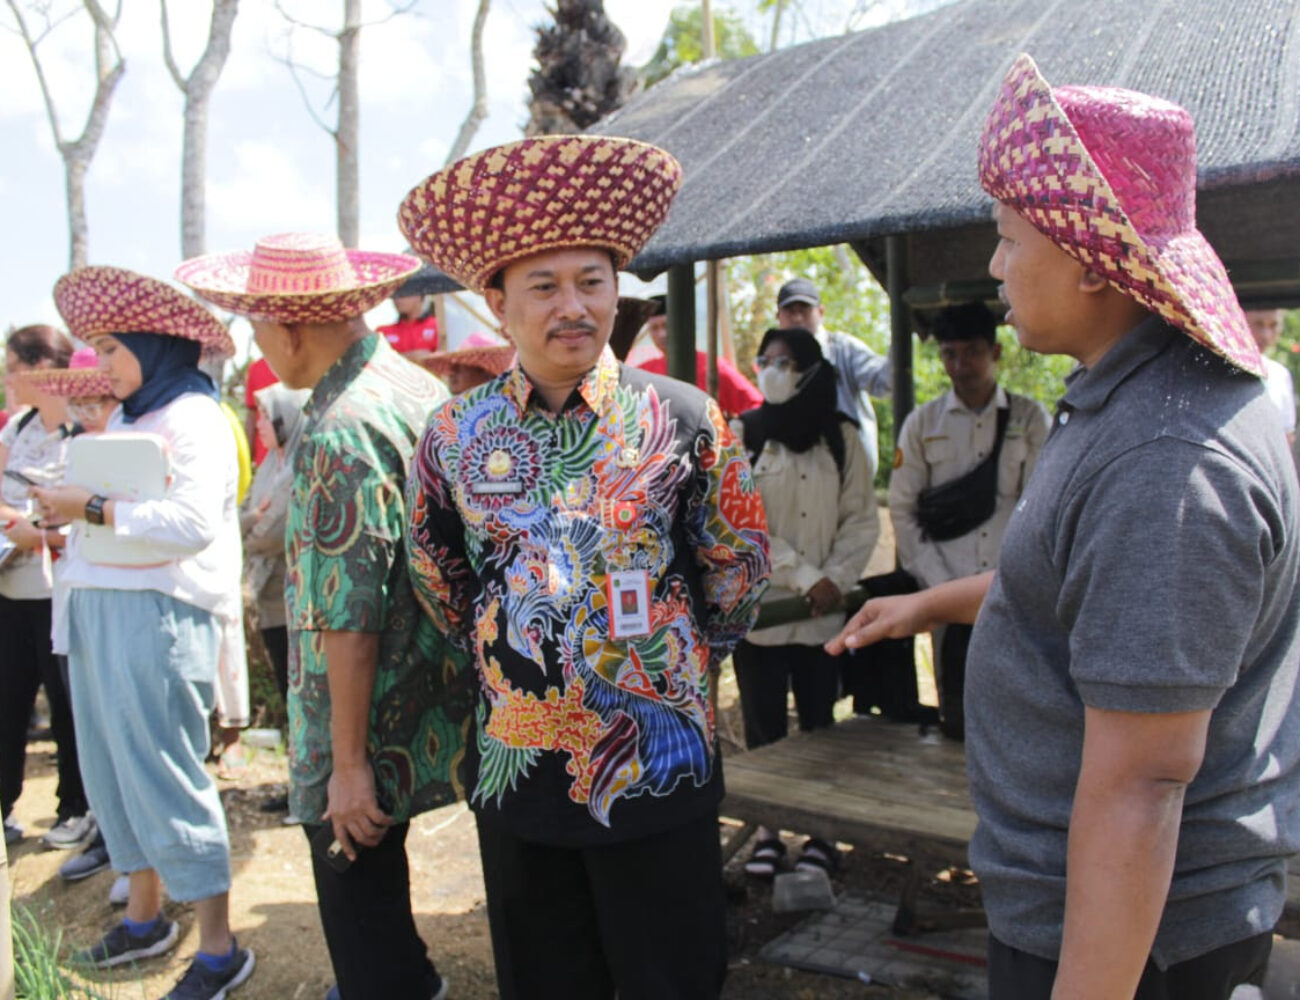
720, 716, 977, 851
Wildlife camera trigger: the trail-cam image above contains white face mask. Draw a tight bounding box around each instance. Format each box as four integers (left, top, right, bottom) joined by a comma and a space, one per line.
758, 365, 799, 405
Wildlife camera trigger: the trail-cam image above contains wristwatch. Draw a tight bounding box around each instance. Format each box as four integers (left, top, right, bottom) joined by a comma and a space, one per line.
84, 494, 107, 526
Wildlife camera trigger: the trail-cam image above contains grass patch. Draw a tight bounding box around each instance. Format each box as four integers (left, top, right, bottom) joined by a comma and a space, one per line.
11, 900, 145, 1000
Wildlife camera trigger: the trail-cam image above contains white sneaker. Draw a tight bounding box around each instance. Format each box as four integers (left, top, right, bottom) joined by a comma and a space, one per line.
108, 874, 130, 907
42, 813, 98, 851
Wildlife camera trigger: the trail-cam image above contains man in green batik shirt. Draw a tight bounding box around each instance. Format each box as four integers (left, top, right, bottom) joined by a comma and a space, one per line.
180, 233, 473, 1000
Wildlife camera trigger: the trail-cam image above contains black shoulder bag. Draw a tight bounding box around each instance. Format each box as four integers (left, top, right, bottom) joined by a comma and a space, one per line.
914, 406, 1010, 542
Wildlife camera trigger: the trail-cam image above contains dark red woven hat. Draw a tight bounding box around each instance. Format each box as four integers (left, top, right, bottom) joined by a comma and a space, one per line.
54, 266, 236, 359
397, 136, 682, 294
979, 54, 1262, 377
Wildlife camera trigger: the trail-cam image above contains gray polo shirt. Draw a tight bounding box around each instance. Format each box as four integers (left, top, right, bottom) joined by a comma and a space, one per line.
966, 316, 1300, 967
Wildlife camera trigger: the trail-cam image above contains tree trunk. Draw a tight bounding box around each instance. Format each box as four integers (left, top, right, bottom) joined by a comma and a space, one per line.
166, 0, 239, 259
444, 0, 491, 165
65, 156, 90, 271
336, 0, 361, 247
6, 0, 126, 270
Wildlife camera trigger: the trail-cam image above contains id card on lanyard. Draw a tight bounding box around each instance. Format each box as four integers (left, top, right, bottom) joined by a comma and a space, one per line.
606, 570, 651, 639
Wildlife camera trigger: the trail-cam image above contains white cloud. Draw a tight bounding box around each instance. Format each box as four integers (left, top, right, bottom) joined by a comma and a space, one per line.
207, 139, 333, 232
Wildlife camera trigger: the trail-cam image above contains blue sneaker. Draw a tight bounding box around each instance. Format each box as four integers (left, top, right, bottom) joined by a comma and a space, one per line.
162, 943, 255, 1000
59, 841, 111, 881
72, 919, 179, 969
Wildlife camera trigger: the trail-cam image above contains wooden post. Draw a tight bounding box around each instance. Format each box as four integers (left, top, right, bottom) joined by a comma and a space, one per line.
706, 261, 720, 398
667, 262, 696, 384
886, 234, 914, 439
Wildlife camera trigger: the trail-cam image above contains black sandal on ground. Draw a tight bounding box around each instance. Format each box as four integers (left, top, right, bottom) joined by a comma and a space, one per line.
794, 837, 841, 875
743, 837, 787, 878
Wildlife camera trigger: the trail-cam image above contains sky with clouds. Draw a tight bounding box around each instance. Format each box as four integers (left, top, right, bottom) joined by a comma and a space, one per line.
0, 0, 943, 358
0, 0, 683, 355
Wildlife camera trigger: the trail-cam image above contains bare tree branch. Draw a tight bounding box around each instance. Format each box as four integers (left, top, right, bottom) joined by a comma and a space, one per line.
270, 44, 338, 136
162, 0, 240, 256
353, 0, 417, 31
273, 0, 337, 39
7, 0, 126, 268
5, 0, 66, 145
444, 0, 490, 164
159, 0, 186, 88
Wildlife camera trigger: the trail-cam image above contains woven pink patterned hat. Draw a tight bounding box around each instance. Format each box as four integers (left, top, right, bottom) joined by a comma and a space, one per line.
979, 54, 1262, 377
54, 266, 236, 359
175, 233, 421, 324
423, 331, 515, 381
397, 135, 682, 294
17, 346, 114, 398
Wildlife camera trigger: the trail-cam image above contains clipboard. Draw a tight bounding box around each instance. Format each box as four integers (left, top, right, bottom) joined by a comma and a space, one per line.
64, 433, 170, 566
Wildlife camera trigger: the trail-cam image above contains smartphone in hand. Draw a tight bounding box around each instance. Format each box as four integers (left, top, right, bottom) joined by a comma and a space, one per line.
3, 469, 37, 487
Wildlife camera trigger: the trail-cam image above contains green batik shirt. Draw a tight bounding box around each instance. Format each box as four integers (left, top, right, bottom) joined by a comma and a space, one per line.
285, 334, 475, 824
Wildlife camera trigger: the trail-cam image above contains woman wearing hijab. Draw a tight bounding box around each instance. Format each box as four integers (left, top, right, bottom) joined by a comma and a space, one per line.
241, 383, 309, 816
32, 267, 254, 1000
732, 326, 880, 877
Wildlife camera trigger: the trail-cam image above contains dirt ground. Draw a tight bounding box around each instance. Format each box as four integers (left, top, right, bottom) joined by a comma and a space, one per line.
9, 670, 979, 1000
10, 512, 983, 999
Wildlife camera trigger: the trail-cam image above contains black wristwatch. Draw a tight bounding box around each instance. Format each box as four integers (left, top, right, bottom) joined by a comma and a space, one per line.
84, 494, 107, 526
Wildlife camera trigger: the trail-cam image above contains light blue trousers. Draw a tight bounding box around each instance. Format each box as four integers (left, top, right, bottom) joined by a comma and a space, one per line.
67, 587, 231, 902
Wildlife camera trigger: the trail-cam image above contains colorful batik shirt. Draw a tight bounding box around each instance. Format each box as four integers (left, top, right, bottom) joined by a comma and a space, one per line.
286, 335, 475, 824
407, 348, 770, 845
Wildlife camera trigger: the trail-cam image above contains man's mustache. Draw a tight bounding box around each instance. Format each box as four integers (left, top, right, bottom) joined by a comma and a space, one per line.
547, 322, 597, 338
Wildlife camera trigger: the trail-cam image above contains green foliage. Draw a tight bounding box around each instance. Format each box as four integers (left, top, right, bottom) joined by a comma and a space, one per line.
641, 4, 760, 86
11, 901, 111, 999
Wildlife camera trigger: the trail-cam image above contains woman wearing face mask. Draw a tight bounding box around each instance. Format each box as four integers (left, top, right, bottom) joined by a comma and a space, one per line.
732, 326, 880, 877
32, 267, 254, 999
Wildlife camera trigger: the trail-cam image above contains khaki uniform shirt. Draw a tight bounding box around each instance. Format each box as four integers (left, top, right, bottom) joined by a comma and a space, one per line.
889, 387, 1049, 587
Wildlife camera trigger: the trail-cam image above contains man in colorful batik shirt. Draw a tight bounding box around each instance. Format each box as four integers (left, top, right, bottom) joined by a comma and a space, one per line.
399, 136, 771, 999
179, 233, 474, 1000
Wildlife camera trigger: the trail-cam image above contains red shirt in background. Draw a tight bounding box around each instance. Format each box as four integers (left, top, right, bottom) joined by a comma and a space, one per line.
244, 357, 279, 465
637, 351, 763, 418
377, 315, 439, 354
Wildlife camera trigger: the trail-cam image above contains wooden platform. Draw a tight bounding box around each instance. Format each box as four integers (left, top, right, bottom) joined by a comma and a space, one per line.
720, 715, 976, 853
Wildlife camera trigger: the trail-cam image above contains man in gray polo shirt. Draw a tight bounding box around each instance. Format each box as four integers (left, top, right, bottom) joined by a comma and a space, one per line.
830, 55, 1299, 1000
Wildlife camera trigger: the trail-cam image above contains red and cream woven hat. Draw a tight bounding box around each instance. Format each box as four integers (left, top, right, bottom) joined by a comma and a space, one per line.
17, 347, 113, 398
54, 266, 236, 359
423, 331, 515, 381
175, 233, 421, 324
979, 54, 1262, 377
397, 135, 682, 295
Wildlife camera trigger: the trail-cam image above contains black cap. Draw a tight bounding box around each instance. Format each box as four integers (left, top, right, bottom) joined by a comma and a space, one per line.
776, 278, 820, 308
647, 293, 667, 317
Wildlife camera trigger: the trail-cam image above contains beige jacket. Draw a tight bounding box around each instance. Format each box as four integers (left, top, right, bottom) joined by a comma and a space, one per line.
733, 417, 880, 646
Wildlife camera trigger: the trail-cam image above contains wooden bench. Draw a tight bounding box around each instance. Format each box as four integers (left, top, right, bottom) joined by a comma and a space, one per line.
719, 715, 976, 860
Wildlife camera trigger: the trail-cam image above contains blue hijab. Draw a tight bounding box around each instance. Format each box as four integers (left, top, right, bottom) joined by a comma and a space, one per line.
113, 332, 218, 423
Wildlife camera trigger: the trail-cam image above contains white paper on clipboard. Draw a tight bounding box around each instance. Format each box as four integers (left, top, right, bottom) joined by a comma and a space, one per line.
64, 433, 170, 566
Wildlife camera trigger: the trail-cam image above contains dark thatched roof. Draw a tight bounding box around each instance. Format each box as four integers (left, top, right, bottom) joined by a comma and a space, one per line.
592, 0, 1300, 302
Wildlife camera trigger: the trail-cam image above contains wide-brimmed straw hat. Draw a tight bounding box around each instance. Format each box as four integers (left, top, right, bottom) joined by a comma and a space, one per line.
17, 347, 113, 398
54, 266, 236, 359
175, 233, 421, 324
979, 54, 1262, 377
422, 331, 515, 381
397, 135, 683, 295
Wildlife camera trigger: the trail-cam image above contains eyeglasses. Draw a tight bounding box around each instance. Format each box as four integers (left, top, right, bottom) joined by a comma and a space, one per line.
68, 400, 113, 420
753, 355, 796, 372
